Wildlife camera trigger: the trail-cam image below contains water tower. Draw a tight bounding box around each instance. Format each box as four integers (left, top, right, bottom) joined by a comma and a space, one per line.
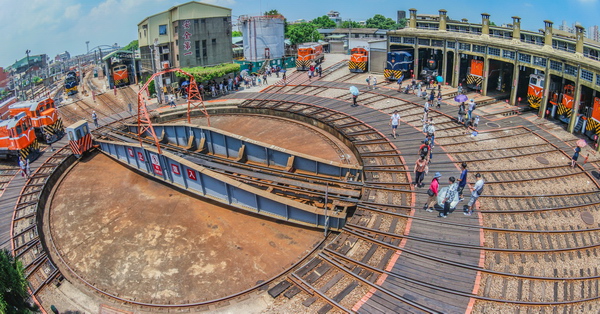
239, 15, 285, 61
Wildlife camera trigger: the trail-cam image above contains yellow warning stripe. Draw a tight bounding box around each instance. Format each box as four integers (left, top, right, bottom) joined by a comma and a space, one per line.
527, 94, 541, 109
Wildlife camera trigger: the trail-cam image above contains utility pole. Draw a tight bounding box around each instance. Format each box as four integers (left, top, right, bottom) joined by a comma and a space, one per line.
26, 49, 33, 100
86, 41, 90, 54
131, 47, 138, 84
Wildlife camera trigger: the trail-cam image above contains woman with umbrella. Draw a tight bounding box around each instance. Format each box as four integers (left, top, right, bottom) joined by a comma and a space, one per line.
349, 86, 359, 107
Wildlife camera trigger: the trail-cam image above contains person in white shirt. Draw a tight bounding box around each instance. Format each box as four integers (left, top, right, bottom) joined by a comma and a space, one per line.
464, 173, 484, 216
389, 110, 401, 139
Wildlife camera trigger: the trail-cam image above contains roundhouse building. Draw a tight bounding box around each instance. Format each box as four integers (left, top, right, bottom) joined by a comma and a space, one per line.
389, 9, 600, 143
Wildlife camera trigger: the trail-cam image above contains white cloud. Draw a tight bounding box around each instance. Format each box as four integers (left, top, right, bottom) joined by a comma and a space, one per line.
64, 4, 82, 19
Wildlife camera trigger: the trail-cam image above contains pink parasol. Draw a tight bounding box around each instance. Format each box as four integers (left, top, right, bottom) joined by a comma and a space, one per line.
577, 139, 587, 148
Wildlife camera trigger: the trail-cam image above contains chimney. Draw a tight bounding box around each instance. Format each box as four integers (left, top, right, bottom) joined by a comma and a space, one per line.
409, 8, 417, 29
544, 20, 553, 46
439, 10, 447, 31
575, 24, 585, 53
512, 16, 521, 40
481, 13, 490, 35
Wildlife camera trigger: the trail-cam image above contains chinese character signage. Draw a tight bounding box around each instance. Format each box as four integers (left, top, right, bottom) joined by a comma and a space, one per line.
181, 20, 193, 56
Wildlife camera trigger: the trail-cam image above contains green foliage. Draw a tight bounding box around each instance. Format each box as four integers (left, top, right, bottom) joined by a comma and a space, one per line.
141, 76, 156, 95
311, 15, 336, 29
340, 21, 363, 28
286, 23, 322, 45
264, 9, 281, 16
232, 30, 242, 37
397, 18, 407, 29
490, 21, 497, 26
365, 14, 399, 30
123, 40, 139, 51
0, 249, 37, 313
176, 63, 241, 83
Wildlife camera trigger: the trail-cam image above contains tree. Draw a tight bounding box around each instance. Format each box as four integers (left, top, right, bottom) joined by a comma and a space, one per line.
232, 30, 242, 37
122, 40, 139, 51
311, 15, 336, 29
0, 249, 38, 313
264, 9, 281, 16
397, 18, 407, 29
340, 21, 363, 29
286, 23, 321, 45
365, 14, 399, 30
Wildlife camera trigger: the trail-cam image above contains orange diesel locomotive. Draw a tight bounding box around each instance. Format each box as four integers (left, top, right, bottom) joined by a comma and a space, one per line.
527, 74, 544, 110
296, 43, 324, 71
112, 64, 129, 87
349, 47, 368, 73
0, 113, 40, 160
9, 98, 64, 141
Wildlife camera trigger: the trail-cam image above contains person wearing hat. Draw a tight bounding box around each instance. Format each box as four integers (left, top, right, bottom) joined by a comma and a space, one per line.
468, 99, 476, 121
464, 173, 484, 216
424, 172, 442, 212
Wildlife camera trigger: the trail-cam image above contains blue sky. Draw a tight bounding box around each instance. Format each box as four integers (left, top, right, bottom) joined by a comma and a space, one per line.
0, 0, 598, 68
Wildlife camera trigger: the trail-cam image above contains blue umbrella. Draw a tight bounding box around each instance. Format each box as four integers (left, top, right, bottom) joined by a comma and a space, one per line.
436, 76, 443, 83
349, 86, 359, 96
454, 94, 468, 103
181, 81, 190, 87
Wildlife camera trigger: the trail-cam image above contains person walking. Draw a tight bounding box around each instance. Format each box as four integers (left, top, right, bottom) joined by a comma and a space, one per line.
440, 176, 457, 218
92, 111, 98, 128
571, 146, 581, 167
457, 162, 468, 201
352, 94, 358, 107
372, 76, 377, 90
317, 65, 322, 77
45, 133, 54, 152
397, 76, 403, 92
366, 76, 371, 89
464, 173, 484, 215
423, 100, 430, 122
468, 99, 476, 120
413, 156, 428, 188
458, 102, 465, 123
424, 172, 442, 212
426, 118, 436, 148
19, 156, 29, 178
458, 84, 463, 95
389, 110, 400, 139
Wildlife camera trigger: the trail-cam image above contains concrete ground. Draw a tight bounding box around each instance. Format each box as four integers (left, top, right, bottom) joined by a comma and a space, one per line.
49, 153, 324, 307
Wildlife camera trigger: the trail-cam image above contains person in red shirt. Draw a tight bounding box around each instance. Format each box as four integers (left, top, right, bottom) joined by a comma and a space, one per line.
424, 172, 442, 212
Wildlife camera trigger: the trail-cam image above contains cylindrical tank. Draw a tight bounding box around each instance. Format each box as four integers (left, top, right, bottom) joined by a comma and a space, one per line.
240, 15, 285, 62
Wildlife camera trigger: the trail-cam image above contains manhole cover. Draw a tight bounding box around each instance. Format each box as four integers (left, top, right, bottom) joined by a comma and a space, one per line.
535, 156, 549, 165
592, 171, 600, 179
581, 212, 594, 225
487, 122, 500, 128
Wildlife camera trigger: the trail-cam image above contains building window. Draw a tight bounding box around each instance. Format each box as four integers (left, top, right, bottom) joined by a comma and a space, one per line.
403, 37, 415, 44
596, 74, 600, 86
488, 47, 500, 56
390, 36, 401, 43
550, 60, 563, 72
212, 38, 216, 44
431, 40, 443, 47
418, 38, 430, 46
223, 17, 228, 22
446, 41, 456, 49
458, 43, 471, 51
502, 50, 515, 59
581, 69, 593, 82
201, 19, 206, 24
174, 26, 178, 33
176, 39, 178, 46
159, 25, 167, 35
473, 45, 486, 53
202, 39, 207, 57
177, 54, 179, 61
195, 40, 200, 59
564, 64, 577, 76
533, 56, 547, 67
518, 53, 531, 63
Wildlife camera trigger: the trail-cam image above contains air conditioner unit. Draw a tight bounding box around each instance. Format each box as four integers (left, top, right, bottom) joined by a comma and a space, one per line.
162, 61, 170, 69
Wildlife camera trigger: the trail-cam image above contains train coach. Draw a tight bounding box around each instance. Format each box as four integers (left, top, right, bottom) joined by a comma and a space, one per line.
384, 51, 413, 81
296, 43, 324, 71
349, 47, 368, 73
0, 113, 40, 160
66, 120, 93, 158
9, 98, 64, 142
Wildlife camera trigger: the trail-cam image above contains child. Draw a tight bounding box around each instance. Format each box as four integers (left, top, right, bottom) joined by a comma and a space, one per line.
474, 116, 480, 128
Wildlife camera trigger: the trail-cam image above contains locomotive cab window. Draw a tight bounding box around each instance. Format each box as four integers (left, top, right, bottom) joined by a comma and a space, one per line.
530, 77, 537, 85
83, 125, 88, 134
76, 129, 82, 139
68, 131, 74, 141
15, 125, 22, 135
